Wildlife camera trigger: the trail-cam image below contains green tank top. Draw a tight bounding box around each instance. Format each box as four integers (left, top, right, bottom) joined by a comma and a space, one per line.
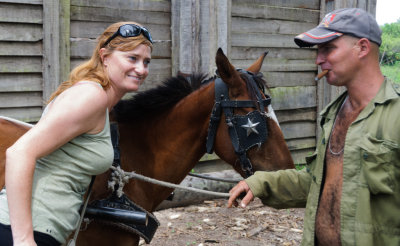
0, 111, 113, 244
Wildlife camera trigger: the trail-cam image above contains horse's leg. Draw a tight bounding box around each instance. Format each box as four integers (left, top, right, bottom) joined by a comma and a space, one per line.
76, 223, 140, 246
0, 119, 30, 188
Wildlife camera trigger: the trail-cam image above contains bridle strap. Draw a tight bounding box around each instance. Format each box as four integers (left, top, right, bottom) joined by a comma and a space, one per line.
205, 77, 229, 154
206, 78, 271, 154
206, 72, 271, 177
220, 99, 270, 108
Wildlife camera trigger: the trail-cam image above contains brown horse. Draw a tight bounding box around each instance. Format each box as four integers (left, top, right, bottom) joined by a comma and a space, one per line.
0, 49, 294, 245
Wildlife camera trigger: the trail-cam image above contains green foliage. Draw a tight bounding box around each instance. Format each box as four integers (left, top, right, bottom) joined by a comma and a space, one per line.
380, 19, 400, 66
381, 62, 400, 83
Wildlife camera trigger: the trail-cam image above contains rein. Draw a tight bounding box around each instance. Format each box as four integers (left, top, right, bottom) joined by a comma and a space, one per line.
206, 69, 272, 177
109, 166, 231, 198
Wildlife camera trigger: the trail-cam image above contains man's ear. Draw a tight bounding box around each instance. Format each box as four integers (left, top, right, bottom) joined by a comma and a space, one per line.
357, 38, 371, 58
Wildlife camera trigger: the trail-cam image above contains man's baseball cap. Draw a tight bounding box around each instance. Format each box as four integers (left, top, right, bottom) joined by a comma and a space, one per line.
294, 8, 382, 47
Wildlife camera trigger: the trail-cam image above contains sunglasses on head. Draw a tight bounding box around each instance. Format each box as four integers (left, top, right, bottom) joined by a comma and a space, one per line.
103, 24, 153, 47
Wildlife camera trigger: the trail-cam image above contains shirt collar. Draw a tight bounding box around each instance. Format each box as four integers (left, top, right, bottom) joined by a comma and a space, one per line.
319, 77, 399, 125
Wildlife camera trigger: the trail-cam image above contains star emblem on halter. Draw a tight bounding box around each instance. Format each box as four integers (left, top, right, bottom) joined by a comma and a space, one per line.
241, 118, 260, 136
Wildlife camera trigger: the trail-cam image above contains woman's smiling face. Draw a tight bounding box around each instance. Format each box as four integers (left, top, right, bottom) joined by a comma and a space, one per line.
103, 44, 152, 93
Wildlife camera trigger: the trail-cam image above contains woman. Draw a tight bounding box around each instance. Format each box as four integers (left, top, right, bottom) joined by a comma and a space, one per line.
0, 21, 153, 246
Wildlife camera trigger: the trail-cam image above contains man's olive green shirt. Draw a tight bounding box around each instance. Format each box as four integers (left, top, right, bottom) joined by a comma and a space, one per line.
246, 78, 400, 245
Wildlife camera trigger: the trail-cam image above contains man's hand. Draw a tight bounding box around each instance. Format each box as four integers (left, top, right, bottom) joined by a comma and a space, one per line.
227, 180, 254, 208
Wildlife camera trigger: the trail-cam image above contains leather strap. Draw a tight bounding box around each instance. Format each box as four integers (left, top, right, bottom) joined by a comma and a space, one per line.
67, 176, 96, 246
88, 122, 160, 243
205, 72, 271, 177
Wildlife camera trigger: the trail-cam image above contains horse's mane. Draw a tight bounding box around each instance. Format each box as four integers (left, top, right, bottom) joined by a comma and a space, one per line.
112, 71, 269, 123
113, 74, 209, 123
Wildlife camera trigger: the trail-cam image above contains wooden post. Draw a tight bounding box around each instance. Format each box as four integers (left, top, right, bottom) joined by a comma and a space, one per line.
200, 0, 231, 75
42, 0, 70, 105
171, 0, 200, 75
171, 0, 231, 76
59, 0, 71, 85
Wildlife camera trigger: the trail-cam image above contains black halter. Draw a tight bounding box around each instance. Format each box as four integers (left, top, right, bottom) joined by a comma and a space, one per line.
206, 69, 271, 177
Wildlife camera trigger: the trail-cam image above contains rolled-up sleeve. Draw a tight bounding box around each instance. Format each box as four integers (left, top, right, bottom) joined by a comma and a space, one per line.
245, 168, 312, 209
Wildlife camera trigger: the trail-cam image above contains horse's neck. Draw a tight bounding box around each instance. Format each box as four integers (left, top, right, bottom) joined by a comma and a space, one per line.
121, 83, 216, 211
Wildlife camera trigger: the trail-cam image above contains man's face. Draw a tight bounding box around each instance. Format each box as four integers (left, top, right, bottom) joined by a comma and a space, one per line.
316, 36, 360, 86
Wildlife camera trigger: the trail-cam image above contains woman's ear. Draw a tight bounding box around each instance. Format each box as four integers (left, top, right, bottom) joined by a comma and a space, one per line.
99, 48, 108, 66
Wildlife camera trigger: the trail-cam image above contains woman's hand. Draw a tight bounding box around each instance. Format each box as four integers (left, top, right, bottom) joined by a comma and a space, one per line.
227, 180, 254, 208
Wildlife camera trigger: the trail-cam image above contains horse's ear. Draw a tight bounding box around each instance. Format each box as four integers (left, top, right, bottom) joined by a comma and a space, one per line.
247, 51, 268, 74
215, 48, 243, 93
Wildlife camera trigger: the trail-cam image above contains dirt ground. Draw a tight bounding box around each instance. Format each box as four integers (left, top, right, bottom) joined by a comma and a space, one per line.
146, 198, 305, 246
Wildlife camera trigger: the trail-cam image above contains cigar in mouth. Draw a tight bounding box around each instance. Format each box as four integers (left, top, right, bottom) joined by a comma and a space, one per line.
315, 70, 329, 81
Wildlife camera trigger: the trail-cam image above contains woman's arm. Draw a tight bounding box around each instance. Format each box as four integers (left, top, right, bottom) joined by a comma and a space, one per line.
5, 83, 108, 245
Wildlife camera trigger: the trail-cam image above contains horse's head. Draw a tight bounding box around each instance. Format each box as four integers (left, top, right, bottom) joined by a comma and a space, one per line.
208, 48, 294, 177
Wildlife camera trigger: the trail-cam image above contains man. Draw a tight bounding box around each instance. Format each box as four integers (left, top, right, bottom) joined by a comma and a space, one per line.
228, 8, 400, 246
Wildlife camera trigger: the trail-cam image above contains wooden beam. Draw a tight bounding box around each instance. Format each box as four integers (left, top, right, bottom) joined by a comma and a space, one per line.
231, 17, 317, 35
0, 57, 42, 73
171, 0, 200, 74
0, 42, 42, 56
42, 0, 70, 104
280, 121, 316, 139
0, 92, 43, 108
171, 0, 180, 75
232, 0, 320, 10
59, 0, 71, 84
0, 74, 42, 92
0, 23, 42, 42
0, 2, 43, 24
171, 0, 231, 76
71, 0, 171, 12
0, 0, 42, 4
198, 0, 231, 75
70, 5, 170, 25
42, 0, 60, 104
232, 59, 317, 72
269, 86, 317, 110
231, 3, 320, 23
276, 108, 317, 123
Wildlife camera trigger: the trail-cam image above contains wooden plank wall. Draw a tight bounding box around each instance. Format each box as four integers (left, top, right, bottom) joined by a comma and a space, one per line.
0, 0, 44, 122
0, 0, 376, 165
229, 0, 320, 164
69, 0, 172, 92
0, 0, 172, 121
